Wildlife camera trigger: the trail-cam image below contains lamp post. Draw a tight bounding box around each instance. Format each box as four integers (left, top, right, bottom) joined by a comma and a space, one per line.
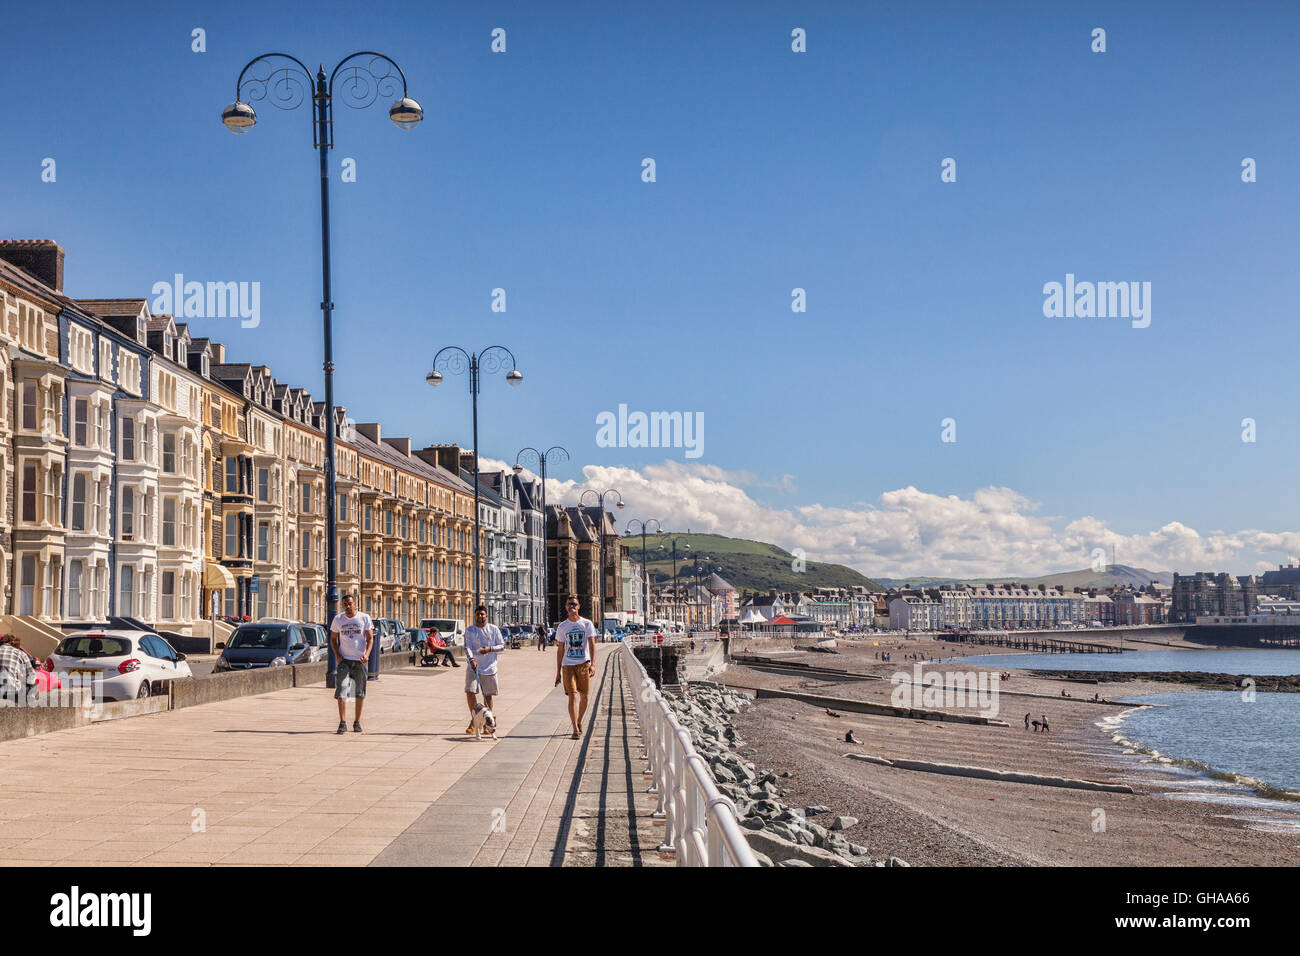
426, 347, 523, 616
691, 557, 712, 627
659, 538, 690, 627
579, 488, 624, 631
513, 445, 569, 625
625, 518, 661, 628
222, 51, 422, 627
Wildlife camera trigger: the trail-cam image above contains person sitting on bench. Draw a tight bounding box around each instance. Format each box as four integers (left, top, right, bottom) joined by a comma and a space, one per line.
423, 631, 458, 667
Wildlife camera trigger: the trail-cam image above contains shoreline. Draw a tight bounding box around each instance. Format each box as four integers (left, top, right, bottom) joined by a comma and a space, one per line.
718, 635, 1300, 865
1104, 695, 1300, 805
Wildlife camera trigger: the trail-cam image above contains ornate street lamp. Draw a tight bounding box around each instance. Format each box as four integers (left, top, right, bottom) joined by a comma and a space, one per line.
625, 518, 662, 628
579, 488, 624, 629
221, 51, 421, 630
427, 346, 522, 613
514, 445, 569, 624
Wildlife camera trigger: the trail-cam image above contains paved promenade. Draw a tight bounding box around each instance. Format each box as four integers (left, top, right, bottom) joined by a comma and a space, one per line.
0, 646, 668, 866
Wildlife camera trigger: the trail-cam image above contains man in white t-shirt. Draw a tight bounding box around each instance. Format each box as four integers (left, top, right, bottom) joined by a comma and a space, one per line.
554, 595, 597, 739
330, 593, 374, 734
464, 605, 506, 735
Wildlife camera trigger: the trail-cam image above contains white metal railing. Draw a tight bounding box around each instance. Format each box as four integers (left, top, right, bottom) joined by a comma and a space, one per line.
619, 643, 759, 867
622, 629, 722, 649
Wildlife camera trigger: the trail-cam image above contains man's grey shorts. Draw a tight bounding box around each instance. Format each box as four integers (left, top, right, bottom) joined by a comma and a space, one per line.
465, 668, 499, 697
335, 659, 368, 699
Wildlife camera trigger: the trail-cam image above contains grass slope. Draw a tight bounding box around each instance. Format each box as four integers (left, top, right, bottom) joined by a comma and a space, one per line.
619, 532, 882, 596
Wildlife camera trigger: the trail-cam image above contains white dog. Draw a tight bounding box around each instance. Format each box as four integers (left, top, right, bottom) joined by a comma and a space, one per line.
470, 703, 497, 740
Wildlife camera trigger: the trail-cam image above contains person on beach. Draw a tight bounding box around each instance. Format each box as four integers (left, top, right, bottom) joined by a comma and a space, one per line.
465, 605, 505, 736
1024, 713, 1031, 731
555, 595, 597, 739
1040, 715, 1050, 733
330, 593, 373, 734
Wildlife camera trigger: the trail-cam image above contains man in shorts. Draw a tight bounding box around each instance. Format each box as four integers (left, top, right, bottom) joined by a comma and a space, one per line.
330, 593, 373, 733
464, 605, 505, 735
555, 595, 597, 739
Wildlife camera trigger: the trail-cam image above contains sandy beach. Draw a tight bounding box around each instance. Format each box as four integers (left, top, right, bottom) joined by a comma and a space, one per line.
719, 635, 1300, 865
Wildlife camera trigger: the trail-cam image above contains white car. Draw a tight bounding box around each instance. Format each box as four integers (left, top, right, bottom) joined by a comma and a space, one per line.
48, 630, 192, 702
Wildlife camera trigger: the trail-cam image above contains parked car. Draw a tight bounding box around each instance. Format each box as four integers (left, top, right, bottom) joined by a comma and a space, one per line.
300, 623, 330, 662
408, 627, 431, 654
48, 630, 191, 701
387, 621, 411, 652
373, 619, 396, 653
27, 650, 60, 693
214, 621, 313, 672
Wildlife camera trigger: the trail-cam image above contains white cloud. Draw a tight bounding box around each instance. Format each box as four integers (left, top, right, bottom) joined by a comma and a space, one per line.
535, 460, 1293, 579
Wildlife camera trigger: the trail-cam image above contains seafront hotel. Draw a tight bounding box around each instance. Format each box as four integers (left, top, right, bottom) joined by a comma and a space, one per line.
0, 239, 495, 645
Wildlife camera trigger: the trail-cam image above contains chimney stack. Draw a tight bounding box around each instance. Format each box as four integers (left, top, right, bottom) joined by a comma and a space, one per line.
356, 423, 381, 444
0, 240, 65, 292
415, 444, 462, 474
382, 436, 412, 457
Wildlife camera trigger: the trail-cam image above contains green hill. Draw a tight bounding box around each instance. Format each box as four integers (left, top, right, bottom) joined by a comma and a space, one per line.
618, 532, 882, 597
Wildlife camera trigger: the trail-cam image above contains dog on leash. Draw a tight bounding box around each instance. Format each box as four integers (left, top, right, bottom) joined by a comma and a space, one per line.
470, 703, 497, 740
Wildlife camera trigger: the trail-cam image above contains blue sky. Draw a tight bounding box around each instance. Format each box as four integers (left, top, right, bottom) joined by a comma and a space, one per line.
5, 0, 1300, 577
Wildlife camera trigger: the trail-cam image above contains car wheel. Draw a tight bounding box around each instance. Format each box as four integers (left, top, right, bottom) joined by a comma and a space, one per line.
136, 680, 151, 699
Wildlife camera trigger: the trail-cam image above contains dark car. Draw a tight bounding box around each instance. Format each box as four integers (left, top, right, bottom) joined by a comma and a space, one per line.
214, 621, 312, 671
407, 627, 430, 652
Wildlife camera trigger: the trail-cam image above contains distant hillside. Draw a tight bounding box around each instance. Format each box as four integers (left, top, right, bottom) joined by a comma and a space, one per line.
876, 564, 1173, 590
618, 532, 882, 596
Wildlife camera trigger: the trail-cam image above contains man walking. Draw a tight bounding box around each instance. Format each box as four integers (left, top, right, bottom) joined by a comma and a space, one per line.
330, 593, 373, 733
465, 606, 505, 736
555, 595, 597, 739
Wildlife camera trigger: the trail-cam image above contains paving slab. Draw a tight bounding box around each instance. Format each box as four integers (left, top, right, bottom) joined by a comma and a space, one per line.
1, 644, 682, 867
0, 652, 561, 866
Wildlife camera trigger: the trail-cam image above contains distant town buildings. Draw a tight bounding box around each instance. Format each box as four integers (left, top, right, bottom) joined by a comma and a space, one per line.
1170, 571, 1260, 623
729, 579, 1172, 634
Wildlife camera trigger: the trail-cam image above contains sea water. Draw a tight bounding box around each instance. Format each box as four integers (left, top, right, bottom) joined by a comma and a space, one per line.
950, 648, 1300, 675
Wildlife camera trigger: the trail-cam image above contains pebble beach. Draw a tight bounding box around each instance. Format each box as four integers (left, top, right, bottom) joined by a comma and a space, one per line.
708, 635, 1300, 865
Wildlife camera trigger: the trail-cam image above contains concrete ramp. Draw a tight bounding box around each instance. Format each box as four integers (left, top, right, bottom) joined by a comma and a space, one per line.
684, 640, 728, 682
844, 753, 1134, 793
